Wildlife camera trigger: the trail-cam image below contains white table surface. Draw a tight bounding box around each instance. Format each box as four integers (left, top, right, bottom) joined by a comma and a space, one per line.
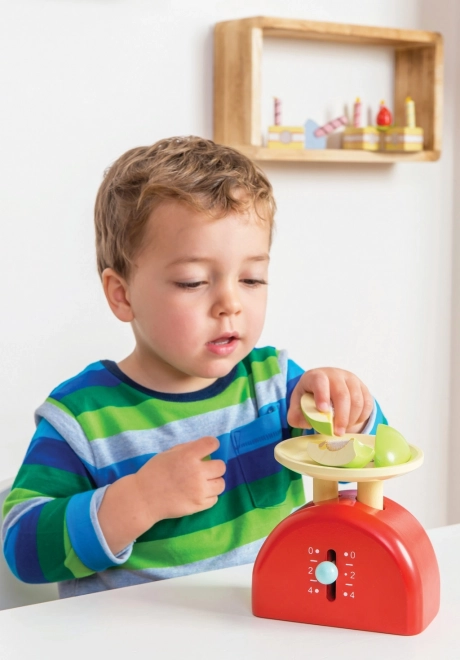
0, 525, 458, 660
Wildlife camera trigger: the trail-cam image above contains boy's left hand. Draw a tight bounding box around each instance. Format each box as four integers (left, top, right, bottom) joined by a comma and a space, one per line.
287, 367, 374, 436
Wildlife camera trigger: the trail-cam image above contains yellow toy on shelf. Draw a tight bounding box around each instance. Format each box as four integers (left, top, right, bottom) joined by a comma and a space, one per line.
267, 97, 304, 149
342, 97, 380, 151
384, 127, 424, 152
383, 97, 424, 152
342, 126, 380, 151
268, 126, 305, 149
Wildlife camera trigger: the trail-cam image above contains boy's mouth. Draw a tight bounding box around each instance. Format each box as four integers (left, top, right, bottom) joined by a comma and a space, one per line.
207, 332, 240, 345
206, 332, 240, 355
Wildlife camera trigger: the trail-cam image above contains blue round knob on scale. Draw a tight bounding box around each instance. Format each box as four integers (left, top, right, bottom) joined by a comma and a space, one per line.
315, 561, 338, 585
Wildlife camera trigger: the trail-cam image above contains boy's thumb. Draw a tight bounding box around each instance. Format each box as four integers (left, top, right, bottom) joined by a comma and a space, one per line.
193, 435, 220, 459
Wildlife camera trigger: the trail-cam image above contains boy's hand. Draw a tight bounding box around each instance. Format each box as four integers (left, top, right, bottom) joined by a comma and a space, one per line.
287, 368, 374, 436
133, 436, 226, 526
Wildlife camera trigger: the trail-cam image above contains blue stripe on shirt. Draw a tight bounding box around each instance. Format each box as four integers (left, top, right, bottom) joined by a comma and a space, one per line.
24, 437, 94, 479
51, 362, 120, 401
13, 502, 48, 583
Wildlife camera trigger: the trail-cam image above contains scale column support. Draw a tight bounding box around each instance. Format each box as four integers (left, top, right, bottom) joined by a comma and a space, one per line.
357, 480, 384, 510
313, 478, 338, 503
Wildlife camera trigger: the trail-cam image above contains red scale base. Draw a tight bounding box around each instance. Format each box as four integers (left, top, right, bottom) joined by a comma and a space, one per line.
252, 490, 440, 635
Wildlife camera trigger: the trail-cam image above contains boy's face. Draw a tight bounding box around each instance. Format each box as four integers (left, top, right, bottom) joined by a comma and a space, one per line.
118, 200, 270, 391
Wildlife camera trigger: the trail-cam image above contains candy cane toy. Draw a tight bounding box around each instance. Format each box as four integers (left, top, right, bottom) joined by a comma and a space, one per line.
314, 115, 348, 138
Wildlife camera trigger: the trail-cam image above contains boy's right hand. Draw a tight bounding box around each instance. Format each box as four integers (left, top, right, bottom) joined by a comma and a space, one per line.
133, 436, 226, 525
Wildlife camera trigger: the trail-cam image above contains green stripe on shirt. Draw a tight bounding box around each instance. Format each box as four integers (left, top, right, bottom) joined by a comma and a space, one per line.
122, 479, 304, 570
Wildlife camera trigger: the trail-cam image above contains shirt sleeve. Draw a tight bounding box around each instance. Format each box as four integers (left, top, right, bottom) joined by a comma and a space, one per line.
1, 416, 132, 584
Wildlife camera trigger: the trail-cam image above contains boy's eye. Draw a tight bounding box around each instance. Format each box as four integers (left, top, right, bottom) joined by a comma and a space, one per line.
241, 279, 268, 287
175, 279, 268, 289
175, 281, 206, 289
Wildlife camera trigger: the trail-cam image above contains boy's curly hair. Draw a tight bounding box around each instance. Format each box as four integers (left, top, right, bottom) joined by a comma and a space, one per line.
94, 136, 276, 280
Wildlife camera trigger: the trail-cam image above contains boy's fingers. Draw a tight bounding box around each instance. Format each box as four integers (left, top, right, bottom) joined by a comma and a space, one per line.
286, 388, 304, 427
330, 383, 350, 435
286, 381, 302, 427
346, 381, 365, 427
311, 373, 331, 413
208, 476, 226, 496
204, 458, 226, 479
354, 387, 374, 428
203, 495, 219, 509
287, 409, 312, 430
363, 391, 375, 423
287, 392, 312, 428
201, 477, 226, 510
188, 436, 220, 458
287, 370, 331, 428
288, 369, 373, 435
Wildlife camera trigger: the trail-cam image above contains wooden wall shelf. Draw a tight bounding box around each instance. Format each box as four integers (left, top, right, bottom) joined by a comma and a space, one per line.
213, 17, 444, 164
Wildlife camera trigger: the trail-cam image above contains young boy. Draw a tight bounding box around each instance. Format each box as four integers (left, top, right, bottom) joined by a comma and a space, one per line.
2, 136, 385, 598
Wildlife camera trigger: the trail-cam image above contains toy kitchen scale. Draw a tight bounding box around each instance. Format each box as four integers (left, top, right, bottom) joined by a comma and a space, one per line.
252, 394, 440, 636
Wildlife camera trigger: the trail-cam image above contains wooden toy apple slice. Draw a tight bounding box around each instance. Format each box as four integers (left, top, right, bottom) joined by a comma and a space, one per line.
307, 437, 375, 468
374, 424, 411, 467
300, 392, 334, 436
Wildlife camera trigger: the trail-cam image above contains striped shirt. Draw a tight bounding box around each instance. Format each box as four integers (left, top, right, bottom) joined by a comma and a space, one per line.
2, 346, 384, 598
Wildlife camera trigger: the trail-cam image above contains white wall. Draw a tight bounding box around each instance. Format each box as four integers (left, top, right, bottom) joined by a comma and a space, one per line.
446, 0, 460, 522
0, 0, 456, 528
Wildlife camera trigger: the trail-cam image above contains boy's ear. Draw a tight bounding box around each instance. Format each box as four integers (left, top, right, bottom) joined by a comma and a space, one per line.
102, 268, 134, 322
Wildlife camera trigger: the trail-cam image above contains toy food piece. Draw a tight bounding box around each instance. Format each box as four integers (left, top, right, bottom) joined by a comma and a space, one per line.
383, 126, 424, 152
376, 100, 392, 129
307, 437, 375, 468
300, 392, 334, 435
374, 424, 411, 467
268, 126, 305, 149
343, 126, 380, 151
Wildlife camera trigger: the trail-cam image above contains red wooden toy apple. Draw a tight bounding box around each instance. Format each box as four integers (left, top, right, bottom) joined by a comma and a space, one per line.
376, 100, 392, 129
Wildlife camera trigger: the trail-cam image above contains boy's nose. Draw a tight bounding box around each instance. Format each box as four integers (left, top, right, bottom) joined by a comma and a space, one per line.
211, 285, 242, 317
